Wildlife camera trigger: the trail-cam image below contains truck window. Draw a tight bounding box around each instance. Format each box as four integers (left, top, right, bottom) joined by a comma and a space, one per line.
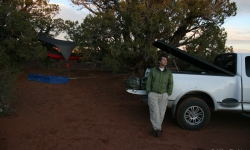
213, 53, 236, 74
246, 56, 250, 77
167, 56, 206, 73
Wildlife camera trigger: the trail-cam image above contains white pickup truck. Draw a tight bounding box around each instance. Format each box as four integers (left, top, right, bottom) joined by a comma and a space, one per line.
126, 40, 250, 130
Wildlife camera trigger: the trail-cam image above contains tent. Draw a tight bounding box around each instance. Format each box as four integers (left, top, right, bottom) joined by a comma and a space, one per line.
38, 35, 78, 61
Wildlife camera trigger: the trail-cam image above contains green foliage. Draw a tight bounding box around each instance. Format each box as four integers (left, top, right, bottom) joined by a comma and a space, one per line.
33, 17, 65, 38
69, 0, 237, 75
0, 2, 47, 63
64, 20, 83, 42
0, 0, 62, 115
185, 25, 233, 63
0, 64, 20, 116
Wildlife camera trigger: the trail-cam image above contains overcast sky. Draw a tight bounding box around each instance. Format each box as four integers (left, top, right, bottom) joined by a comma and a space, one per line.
50, 0, 250, 53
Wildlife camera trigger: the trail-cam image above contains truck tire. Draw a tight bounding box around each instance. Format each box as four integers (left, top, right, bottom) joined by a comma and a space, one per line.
176, 97, 210, 130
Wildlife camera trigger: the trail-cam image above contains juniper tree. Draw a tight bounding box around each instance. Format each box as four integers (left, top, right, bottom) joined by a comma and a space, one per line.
69, 0, 237, 74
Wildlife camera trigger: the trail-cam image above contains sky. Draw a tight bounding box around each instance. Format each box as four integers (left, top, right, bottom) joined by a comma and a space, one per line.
50, 0, 250, 53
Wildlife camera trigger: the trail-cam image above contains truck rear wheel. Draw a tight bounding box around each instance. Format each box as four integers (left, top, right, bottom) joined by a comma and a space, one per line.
176, 97, 210, 130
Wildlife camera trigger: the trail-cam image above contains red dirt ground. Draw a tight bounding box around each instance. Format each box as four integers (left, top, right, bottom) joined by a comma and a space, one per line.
0, 63, 250, 150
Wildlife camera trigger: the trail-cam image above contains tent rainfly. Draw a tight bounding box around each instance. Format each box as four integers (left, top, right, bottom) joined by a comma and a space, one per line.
38, 35, 77, 61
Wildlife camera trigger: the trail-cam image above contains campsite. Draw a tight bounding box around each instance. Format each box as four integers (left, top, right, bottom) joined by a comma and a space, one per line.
0, 61, 249, 150
1, 0, 249, 149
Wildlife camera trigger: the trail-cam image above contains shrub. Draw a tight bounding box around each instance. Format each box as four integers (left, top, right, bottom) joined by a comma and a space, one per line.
0, 64, 21, 116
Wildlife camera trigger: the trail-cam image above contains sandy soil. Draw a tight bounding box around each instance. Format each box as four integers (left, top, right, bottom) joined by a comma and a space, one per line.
0, 64, 250, 150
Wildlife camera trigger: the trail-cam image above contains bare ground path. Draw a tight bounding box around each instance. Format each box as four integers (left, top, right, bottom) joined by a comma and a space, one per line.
0, 66, 250, 150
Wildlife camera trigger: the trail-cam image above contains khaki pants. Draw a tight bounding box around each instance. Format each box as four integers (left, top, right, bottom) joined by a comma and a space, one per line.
148, 92, 168, 130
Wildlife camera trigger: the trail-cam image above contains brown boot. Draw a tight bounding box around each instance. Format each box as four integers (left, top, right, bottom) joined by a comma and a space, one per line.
156, 130, 162, 137
151, 129, 157, 137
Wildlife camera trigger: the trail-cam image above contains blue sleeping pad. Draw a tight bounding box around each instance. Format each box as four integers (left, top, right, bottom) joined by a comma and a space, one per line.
28, 73, 69, 84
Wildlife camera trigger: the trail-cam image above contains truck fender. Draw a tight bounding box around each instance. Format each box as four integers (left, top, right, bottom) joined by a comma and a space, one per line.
170, 88, 217, 118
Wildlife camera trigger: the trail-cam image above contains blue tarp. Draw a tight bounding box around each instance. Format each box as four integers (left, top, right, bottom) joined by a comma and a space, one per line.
28, 73, 69, 84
